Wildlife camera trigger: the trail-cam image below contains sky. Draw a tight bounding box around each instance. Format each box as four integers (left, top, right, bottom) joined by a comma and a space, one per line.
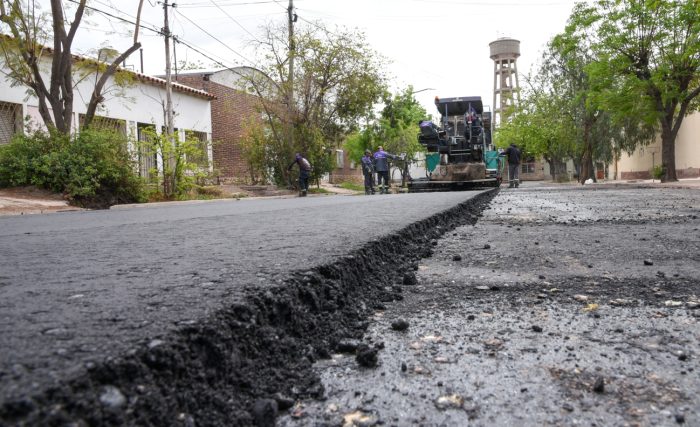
55, 0, 583, 116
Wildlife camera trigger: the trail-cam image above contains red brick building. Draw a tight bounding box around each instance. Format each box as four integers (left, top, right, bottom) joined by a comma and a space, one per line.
173, 67, 266, 183
329, 149, 363, 184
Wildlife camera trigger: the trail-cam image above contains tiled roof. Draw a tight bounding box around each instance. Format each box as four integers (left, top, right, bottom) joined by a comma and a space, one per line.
0, 35, 215, 100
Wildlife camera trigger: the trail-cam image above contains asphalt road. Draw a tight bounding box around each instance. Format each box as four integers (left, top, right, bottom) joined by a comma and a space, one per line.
279, 185, 700, 427
0, 191, 488, 416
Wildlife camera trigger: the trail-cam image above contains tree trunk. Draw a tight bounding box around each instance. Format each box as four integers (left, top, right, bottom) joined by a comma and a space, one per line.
83, 43, 142, 130
660, 121, 677, 182
549, 157, 567, 182
579, 122, 594, 184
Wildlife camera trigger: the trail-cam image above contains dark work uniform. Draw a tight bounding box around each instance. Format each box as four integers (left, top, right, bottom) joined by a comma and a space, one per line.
361, 154, 375, 195
503, 144, 521, 187
288, 155, 312, 196
373, 149, 396, 194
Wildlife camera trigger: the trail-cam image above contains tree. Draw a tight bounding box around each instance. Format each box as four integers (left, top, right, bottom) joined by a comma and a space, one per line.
241, 21, 387, 185
496, 91, 577, 182
0, 0, 144, 133
344, 86, 427, 185
571, 0, 700, 182
377, 87, 427, 162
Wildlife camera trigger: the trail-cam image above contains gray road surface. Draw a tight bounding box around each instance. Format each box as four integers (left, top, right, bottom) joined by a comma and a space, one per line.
280, 185, 700, 427
0, 191, 485, 406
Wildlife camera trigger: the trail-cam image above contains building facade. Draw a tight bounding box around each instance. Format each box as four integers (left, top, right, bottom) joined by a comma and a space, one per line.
172, 68, 267, 183
610, 112, 700, 180
0, 55, 213, 179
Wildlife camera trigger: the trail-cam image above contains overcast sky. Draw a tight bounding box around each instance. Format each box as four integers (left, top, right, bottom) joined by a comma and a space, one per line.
61, 0, 582, 116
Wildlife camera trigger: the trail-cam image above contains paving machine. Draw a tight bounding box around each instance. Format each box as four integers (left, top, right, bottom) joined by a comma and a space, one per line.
408, 96, 502, 192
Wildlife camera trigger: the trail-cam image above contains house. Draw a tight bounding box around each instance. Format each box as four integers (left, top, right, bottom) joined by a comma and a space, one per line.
329, 149, 362, 185
171, 67, 269, 183
0, 51, 214, 179
608, 112, 700, 180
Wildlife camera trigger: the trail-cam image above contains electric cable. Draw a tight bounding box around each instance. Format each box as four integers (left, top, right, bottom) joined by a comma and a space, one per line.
207, 0, 261, 43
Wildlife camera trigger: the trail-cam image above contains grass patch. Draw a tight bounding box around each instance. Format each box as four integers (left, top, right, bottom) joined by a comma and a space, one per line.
308, 187, 331, 194
338, 181, 364, 192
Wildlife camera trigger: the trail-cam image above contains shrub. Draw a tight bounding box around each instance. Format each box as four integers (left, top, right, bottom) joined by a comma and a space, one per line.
0, 129, 145, 208
651, 164, 665, 180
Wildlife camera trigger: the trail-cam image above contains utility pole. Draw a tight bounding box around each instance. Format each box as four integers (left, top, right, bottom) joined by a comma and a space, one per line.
287, 0, 295, 149
162, 0, 176, 195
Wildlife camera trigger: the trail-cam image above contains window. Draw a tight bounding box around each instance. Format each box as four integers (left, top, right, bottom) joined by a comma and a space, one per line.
336, 149, 344, 168
521, 162, 536, 174
185, 130, 209, 168
0, 102, 22, 145
78, 114, 127, 135
137, 124, 158, 180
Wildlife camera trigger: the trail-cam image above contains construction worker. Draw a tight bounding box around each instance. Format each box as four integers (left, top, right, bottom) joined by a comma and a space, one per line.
502, 143, 521, 188
287, 153, 312, 196
361, 149, 375, 195
373, 146, 397, 194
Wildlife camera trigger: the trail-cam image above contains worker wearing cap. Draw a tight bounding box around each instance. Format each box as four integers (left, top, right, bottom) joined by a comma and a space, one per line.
361, 149, 376, 195
373, 146, 397, 194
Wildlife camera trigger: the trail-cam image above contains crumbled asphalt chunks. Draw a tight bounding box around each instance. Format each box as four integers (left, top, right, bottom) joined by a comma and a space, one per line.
0, 189, 497, 426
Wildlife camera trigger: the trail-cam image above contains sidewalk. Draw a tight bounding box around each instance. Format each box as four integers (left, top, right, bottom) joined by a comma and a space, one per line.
585, 177, 700, 189
0, 183, 361, 216
0, 187, 81, 216
517, 177, 700, 190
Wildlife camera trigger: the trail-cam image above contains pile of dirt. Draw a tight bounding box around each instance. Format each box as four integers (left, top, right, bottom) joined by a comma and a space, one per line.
0, 190, 497, 426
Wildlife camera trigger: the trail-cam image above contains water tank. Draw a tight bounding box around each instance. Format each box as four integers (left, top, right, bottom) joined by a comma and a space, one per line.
489, 38, 520, 60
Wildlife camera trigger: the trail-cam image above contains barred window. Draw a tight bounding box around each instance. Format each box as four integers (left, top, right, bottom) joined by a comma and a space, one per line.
137, 124, 158, 180
0, 102, 22, 145
78, 114, 127, 135
185, 130, 209, 168
336, 149, 344, 168
521, 163, 536, 174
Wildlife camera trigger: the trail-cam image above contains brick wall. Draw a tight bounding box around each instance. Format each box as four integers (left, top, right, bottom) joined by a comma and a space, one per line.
328, 150, 363, 184
174, 74, 261, 183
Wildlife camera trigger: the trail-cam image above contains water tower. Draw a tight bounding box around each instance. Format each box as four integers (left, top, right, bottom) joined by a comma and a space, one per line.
489, 37, 521, 127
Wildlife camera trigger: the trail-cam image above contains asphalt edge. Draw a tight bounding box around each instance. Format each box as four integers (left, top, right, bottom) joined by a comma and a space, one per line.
0, 188, 499, 427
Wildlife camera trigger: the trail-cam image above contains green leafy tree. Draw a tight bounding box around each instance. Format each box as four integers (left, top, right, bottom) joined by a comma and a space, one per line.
569, 0, 700, 182
343, 86, 427, 185
0, 0, 144, 133
377, 86, 427, 161
242, 21, 387, 185
496, 91, 577, 182
137, 127, 211, 198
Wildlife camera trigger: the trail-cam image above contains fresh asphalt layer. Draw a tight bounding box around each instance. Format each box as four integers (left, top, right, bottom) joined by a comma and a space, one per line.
0, 191, 487, 407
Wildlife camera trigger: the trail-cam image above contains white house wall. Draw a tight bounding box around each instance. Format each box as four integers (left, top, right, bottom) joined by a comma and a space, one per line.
0, 57, 211, 136
611, 111, 700, 180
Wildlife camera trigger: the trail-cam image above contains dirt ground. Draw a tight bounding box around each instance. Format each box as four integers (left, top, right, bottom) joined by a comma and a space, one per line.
0, 187, 82, 216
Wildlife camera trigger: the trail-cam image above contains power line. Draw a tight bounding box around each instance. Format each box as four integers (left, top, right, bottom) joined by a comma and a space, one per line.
207, 0, 261, 43
178, 0, 280, 7
66, 0, 250, 72
67, 0, 163, 35
174, 8, 256, 66
91, 0, 161, 32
